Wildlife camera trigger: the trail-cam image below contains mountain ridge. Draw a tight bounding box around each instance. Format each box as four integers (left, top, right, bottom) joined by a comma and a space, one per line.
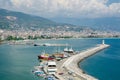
51, 17, 120, 31
0, 8, 72, 30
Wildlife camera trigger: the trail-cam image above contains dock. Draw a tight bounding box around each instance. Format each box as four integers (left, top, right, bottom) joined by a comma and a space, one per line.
54, 44, 110, 80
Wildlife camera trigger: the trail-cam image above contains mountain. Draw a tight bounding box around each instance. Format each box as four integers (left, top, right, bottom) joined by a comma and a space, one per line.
0, 8, 64, 30
51, 17, 120, 31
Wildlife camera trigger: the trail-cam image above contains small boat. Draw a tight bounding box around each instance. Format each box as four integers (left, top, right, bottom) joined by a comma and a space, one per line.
64, 44, 69, 52
68, 47, 74, 53
64, 47, 69, 52
34, 44, 38, 46
53, 53, 64, 58
43, 43, 51, 46
45, 75, 56, 80
33, 70, 46, 77
64, 46, 74, 53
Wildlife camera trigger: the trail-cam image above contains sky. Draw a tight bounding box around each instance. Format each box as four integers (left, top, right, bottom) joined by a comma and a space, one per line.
0, 0, 120, 18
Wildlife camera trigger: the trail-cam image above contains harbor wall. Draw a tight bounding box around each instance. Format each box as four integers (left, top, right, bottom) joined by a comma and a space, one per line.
62, 44, 109, 80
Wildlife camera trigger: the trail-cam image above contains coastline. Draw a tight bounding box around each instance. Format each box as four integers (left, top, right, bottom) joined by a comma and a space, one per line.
3, 38, 120, 46
55, 44, 110, 80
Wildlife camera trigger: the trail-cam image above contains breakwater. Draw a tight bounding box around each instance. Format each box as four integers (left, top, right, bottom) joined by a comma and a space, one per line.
55, 44, 110, 80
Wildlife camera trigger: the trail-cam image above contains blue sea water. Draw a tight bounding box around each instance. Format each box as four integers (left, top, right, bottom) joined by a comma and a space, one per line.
80, 39, 120, 80
0, 39, 120, 80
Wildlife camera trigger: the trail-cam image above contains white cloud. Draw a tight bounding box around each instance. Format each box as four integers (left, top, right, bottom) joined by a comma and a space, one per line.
0, 0, 120, 18
109, 3, 120, 16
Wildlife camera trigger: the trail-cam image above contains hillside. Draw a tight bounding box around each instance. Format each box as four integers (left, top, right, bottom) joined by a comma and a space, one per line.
51, 17, 120, 31
0, 8, 62, 30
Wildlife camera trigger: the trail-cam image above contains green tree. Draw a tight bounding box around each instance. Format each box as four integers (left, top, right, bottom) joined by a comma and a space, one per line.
28, 36, 33, 39
6, 36, 13, 40
6, 36, 24, 40
0, 37, 1, 42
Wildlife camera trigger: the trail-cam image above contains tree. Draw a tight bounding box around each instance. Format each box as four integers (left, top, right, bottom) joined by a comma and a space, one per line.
6, 36, 24, 40
28, 36, 33, 39
0, 37, 1, 42
6, 36, 13, 40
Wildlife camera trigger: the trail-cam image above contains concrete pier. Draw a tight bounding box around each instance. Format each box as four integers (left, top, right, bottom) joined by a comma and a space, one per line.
55, 44, 110, 80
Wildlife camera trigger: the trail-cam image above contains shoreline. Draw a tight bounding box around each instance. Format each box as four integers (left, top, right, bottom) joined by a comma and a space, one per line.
2, 37, 120, 42
55, 44, 110, 80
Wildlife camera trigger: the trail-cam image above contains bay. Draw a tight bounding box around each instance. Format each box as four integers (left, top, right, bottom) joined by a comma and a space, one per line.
0, 39, 119, 80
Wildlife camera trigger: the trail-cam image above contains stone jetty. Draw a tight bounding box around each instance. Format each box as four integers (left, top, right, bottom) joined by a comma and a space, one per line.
55, 44, 110, 80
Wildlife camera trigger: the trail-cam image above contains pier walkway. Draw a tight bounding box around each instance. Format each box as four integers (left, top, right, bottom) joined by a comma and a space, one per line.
55, 44, 109, 80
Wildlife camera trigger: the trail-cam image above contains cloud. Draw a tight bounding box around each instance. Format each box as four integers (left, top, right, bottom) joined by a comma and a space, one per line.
0, 0, 120, 18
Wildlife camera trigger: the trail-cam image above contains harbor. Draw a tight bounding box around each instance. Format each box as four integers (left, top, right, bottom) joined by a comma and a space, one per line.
33, 40, 110, 80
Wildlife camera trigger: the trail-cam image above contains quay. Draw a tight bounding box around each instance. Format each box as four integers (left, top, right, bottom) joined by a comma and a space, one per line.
54, 44, 110, 80
34, 40, 110, 80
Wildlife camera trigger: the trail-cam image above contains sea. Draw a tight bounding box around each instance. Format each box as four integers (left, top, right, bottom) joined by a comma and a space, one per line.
0, 38, 120, 80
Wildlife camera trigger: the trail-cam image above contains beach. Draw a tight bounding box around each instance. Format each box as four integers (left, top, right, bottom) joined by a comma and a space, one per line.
55, 44, 110, 80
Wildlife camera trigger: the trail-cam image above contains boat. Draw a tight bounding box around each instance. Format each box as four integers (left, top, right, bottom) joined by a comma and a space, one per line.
38, 51, 54, 61
64, 46, 74, 53
34, 44, 38, 46
38, 55, 54, 61
33, 70, 46, 77
43, 43, 51, 46
47, 61, 57, 74
53, 53, 64, 58
64, 44, 69, 52
68, 46, 74, 53
64, 47, 69, 52
45, 75, 56, 80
